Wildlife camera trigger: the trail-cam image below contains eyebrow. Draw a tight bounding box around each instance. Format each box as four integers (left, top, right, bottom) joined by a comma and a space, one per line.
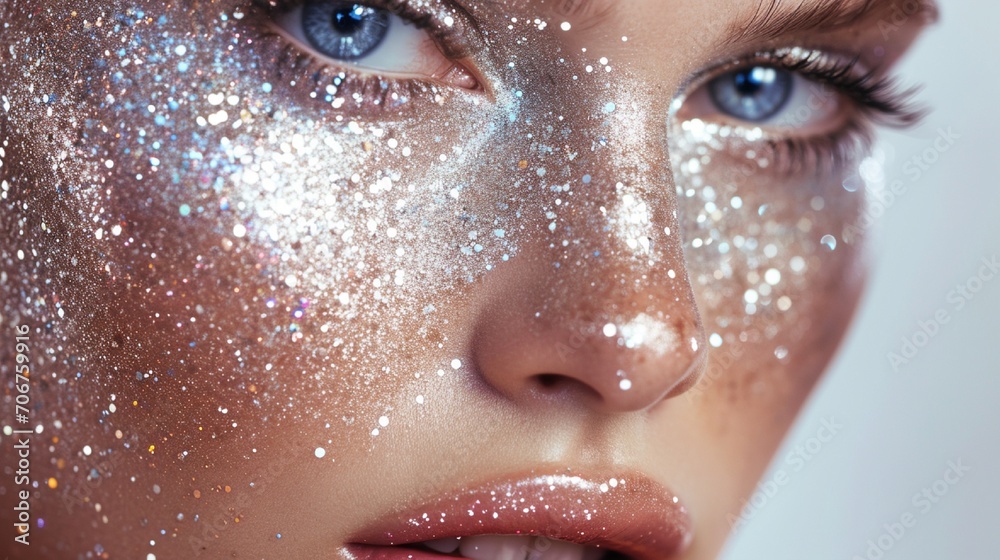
722, 0, 940, 46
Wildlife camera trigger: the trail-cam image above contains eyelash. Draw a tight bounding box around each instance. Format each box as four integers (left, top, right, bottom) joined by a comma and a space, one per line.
693, 48, 923, 173
759, 48, 924, 128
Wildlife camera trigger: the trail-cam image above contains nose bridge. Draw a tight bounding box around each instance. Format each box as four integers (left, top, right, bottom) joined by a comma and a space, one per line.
469, 70, 708, 412
522, 126, 695, 329
522, 75, 694, 320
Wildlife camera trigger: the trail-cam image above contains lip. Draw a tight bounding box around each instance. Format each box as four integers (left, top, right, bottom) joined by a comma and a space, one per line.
347, 469, 693, 560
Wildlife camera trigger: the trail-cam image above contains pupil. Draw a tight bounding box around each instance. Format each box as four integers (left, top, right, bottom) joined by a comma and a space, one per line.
733, 67, 772, 96
301, 1, 391, 61
331, 5, 366, 34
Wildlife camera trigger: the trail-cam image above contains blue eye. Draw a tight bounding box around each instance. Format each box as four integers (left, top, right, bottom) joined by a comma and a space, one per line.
301, 1, 391, 61
708, 66, 793, 122
272, 0, 479, 89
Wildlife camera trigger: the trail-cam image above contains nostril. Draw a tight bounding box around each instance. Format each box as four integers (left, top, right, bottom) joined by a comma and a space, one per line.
536, 374, 562, 389
531, 373, 603, 403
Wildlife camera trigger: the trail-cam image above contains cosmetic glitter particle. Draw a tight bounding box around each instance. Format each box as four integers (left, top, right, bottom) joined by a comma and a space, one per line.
0, 2, 889, 554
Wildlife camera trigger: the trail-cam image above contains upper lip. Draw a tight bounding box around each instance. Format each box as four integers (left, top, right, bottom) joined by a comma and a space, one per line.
347, 468, 693, 560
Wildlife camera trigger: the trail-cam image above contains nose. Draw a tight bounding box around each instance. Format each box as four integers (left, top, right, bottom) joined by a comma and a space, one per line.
469, 88, 706, 414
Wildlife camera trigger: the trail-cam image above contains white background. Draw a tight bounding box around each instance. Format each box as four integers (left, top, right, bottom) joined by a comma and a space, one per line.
722, 1, 1000, 559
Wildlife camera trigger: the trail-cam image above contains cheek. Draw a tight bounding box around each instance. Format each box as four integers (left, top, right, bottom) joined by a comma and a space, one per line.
80, 81, 503, 455
669, 120, 868, 414
0, 2, 504, 468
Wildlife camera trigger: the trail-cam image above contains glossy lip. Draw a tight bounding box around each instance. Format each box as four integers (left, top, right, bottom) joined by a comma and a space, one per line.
347, 469, 693, 560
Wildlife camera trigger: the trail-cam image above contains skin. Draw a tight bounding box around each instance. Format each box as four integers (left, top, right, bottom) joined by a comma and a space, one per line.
0, 0, 932, 558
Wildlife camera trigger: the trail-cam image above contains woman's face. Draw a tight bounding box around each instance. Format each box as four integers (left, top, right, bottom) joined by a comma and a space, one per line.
1, 0, 932, 558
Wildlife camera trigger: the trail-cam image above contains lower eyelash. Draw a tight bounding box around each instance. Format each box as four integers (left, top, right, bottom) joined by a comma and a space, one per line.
768, 117, 873, 176
245, 22, 451, 117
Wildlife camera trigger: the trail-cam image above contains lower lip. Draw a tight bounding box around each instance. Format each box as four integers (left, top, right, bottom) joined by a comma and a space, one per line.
349, 545, 456, 560
349, 471, 692, 559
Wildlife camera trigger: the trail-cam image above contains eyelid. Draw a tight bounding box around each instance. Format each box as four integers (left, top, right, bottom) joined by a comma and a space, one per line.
674, 47, 856, 108
672, 47, 921, 129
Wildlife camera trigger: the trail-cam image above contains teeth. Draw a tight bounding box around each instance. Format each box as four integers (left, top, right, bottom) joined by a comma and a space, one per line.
438, 535, 600, 560
425, 537, 462, 554
525, 538, 588, 560
459, 535, 526, 560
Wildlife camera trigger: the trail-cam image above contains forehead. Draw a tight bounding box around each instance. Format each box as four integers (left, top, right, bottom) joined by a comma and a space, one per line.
459, 0, 936, 39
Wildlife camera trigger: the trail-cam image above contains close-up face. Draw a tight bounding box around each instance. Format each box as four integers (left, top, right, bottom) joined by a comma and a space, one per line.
0, 0, 935, 558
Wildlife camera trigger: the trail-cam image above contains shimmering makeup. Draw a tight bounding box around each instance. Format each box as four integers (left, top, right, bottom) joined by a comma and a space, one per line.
0, 1, 929, 558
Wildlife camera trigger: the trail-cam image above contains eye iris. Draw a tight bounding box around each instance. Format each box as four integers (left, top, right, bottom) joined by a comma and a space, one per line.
302, 1, 390, 60
709, 66, 793, 122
